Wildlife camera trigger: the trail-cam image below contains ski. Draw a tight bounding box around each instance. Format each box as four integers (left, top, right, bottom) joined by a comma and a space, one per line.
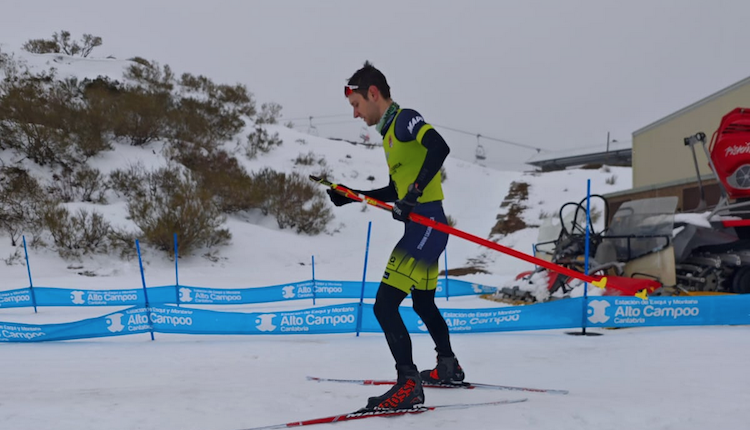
307, 376, 568, 395
242, 398, 527, 430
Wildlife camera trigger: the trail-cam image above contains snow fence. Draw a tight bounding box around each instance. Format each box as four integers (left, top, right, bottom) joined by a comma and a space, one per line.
1, 285, 749, 342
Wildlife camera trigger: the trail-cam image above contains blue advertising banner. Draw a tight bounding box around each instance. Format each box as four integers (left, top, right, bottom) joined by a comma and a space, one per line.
0, 307, 152, 342
0, 288, 34, 308
2, 293, 747, 342
1, 278, 498, 308
584, 295, 750, 327
33, 287, 144, 306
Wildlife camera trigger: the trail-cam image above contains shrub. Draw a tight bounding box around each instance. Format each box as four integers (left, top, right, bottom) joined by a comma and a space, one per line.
0, 69, 76, 167
251, 168, 332, 234
169, 74, 255, 150
177, 147, 261, 213
0, 166, 49, 246
256, 102, 282, 125
22, 30, 102, 57
246, 126, 282, 159
108, 163, 149, 199
126, 165, 230, 256
22, 39, 59, 55
43, 206, 112, 259
111, 87, 171, 146
605, 174, 617, 185
49, 165, 108, 203
294, 151, 317, 166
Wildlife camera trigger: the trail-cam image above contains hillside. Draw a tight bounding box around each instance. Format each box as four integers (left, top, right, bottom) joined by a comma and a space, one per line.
0, 50, 634, 295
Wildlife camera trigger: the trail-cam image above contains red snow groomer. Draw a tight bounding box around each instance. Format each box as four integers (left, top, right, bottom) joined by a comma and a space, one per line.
496, 108, 750, 304
707, 107, 750, 201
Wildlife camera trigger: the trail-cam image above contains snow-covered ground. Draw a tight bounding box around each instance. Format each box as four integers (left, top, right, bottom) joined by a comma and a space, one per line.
1, 50, 748, 430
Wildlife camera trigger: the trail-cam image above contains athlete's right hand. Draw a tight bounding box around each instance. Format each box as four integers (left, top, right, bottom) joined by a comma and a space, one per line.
326, 188, 358, 206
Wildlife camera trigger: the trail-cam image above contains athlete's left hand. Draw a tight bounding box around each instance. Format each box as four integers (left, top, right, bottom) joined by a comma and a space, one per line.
392, 183, 422, 223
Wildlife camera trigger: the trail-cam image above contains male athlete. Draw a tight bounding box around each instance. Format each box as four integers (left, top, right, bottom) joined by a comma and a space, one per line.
327, 61, 464, 410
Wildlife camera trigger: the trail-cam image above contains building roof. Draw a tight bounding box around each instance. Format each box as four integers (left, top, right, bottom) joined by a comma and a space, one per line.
525, 141, 632, 169
633, 74, 750, 136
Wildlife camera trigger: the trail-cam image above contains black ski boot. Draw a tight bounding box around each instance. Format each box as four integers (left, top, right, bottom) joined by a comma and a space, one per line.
420, 355, 465, 384
365, 364, 424, 410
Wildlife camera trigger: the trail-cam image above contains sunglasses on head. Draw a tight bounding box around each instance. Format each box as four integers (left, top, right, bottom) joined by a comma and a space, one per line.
344, 85, 360, 97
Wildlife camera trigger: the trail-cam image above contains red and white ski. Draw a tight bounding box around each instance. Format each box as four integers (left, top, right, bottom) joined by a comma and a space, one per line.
307, 376, 568, 395
243, 398, 527, 430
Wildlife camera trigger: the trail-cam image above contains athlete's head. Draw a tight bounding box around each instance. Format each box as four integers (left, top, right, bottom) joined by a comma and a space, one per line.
345, 61, 392, 126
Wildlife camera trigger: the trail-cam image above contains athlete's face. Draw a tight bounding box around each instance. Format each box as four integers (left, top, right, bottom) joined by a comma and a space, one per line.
347, 87, 381, 127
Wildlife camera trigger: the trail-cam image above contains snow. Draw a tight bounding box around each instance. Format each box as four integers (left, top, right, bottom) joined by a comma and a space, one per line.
1, 50, 749, 430
675, 212, 713, 229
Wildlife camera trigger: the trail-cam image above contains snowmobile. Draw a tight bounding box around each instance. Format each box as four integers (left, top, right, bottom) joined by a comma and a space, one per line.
495, 107, 750, 304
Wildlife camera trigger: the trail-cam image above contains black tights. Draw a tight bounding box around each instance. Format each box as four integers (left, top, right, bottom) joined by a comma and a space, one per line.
372, 283, 454, 367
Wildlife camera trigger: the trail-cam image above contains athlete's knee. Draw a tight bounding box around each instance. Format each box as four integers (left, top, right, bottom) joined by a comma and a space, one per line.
412, 290, 439, 318
374, 283, 406, 322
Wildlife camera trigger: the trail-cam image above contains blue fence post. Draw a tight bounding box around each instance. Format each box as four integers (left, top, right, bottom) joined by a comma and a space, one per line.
311, 255, 316, 306
135, 239, 155, 341
582, 179, 592, 332
444, 248, 450, 301
174, 233, 180, 307
22, 236, 38, 313
356, 221, 373, 337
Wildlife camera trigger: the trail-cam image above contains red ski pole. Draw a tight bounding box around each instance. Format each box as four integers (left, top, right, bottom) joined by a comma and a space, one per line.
311, 175, 655, 296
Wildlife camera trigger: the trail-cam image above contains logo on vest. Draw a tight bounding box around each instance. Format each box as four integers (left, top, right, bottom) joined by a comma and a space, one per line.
407, 116, 424, 135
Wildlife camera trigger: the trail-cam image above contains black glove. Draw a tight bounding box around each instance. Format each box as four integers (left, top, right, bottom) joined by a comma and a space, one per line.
392, 183, 422, 222
326, 188, 358, 207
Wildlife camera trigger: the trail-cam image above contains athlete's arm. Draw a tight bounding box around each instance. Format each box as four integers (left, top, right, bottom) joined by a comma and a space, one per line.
394, 109, 450, 190
361, 179, 398, 202
413, 128, 450, 189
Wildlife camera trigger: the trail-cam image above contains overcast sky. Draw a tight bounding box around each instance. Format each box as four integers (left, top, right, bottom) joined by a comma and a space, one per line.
2, 0, 750, 170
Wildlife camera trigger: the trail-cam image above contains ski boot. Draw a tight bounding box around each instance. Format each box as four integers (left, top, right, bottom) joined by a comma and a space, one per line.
420, 355, 465, 385
365, 364, 424, 410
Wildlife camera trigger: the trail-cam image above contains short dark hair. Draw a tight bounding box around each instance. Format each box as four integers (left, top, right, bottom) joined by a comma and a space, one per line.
347, 61, 391, 99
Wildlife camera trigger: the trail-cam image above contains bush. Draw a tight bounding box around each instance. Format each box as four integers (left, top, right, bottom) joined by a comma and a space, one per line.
605, 174, 617, 185
169, 73, 255, 149
49, 165, 108, 203
246, 126, 282, 159
177, 147, 262, 213
111, 87, 171, 146
125, 165, 230, 256
0, 166, 49, 246
251, 168, 332, 234
294, 151, 317, 166
43, 206, 112, 259
108, 163, 149, 199
22, 30, 102, 57
0, 68, 76, 167
0, 71, 114, 167
256, 102, 282, 125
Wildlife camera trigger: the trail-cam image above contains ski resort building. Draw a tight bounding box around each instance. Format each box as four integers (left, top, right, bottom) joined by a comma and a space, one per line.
605, 75, 750, 214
